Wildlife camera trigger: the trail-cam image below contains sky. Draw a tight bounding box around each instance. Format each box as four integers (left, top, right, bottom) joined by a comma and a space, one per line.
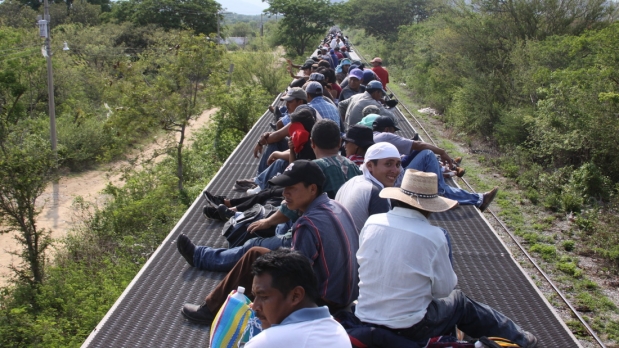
216, 0, 269, 15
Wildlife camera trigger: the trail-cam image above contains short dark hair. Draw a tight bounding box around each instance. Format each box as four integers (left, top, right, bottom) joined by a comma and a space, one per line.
316, 67, 336, 84
317, 60, 331, 68
290, 108, 316, 133
252, 248, 319, 302
311, 119, 341, 150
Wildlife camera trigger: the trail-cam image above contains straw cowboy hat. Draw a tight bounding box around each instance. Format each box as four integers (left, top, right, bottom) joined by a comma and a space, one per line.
380, 169, 458, 212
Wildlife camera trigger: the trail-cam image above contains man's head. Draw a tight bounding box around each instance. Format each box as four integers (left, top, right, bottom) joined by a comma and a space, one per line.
370, 57, 382, 67
363, 142, 401, 187
281, 88, 308, 113
290, 107, 316, 133
311, 119, 341, 152
366, 80, 386, 101
268, 160, 326, 211
305, 81, 323, 100
343, 125, 375, 157
372, 115, 400, 133
362, 105, 380, 118
348, 68, 363, 90
380, 170, 458, 214
301, 59, 314, 73
251, 248, 319, 326
362, 70, 375, 85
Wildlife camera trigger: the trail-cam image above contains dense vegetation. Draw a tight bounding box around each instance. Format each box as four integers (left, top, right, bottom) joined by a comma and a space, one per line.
336, 0, 619, 343
0, 1, 289, 345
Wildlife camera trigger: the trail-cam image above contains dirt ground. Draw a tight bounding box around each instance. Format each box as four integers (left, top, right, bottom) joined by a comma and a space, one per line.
0, 108, 217, 286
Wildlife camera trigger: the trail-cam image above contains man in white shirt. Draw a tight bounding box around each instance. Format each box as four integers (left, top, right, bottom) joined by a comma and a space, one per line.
245, 249, 351, 348
355, 169, 538, 347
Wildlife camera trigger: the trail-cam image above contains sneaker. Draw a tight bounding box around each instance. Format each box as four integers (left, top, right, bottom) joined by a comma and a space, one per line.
217, 204, 235, 221
247, 186, 262, 195
202, 190, 225, 207
479, 187, 499, 212
202, 206, 225, 221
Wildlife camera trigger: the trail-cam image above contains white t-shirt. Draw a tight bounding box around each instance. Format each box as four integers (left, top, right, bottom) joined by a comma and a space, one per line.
244, 307, 351, 348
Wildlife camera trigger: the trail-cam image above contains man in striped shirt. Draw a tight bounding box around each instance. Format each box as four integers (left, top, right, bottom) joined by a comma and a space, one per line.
181, 160, 359, 325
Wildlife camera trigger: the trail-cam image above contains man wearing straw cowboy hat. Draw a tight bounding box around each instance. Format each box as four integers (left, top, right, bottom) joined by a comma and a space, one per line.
354, 169, 538, 347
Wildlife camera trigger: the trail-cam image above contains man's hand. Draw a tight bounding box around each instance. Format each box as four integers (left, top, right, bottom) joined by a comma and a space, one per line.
247, 219, 272, 233
440, 151, 454, 168
253, 143, 264, 158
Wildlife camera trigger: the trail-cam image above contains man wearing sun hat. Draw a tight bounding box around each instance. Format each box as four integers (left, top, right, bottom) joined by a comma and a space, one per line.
354, 169, 538, 347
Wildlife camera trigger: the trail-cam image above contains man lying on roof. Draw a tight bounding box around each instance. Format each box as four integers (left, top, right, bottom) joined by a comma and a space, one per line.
180, 160, 359, 325
372, 115, 498, 211
354, 169, 538, 347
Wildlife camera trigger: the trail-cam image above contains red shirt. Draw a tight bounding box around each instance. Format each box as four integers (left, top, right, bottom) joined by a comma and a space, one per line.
372, 66, 389, 89
330, 83, 342, 99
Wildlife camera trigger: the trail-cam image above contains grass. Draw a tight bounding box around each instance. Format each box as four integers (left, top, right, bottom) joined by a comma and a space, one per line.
353, 39, 619, 346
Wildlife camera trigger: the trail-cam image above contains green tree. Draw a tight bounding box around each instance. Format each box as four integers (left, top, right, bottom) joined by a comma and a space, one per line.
0, 131, 58, 288
108, 0, 222, 36
336, 0, 435, 41
264, 0, 333, 56
120, 33, 226, 193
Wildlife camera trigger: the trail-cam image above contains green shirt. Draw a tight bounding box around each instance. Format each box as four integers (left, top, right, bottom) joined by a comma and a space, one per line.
280, 155, 362, 221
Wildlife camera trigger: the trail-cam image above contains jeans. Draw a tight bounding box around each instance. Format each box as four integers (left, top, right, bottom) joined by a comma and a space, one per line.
393, 290, 531, 347
193, 234, 291, 272
254, 159, 289, 190
405, 150, 481, 206
257, 140, 288, 175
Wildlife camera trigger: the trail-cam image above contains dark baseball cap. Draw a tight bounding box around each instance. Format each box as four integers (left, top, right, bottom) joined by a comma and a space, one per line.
268, 160, 326, 188
343, 125, 375, 149
372, 115, 400, 131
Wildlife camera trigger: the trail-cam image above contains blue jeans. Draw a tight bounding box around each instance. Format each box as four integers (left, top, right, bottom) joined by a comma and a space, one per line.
193, 235, 292, 272
405, 150, 481, 206
254, 159, 289, 190
395, 290, 531, 347
257, 140, 289, 175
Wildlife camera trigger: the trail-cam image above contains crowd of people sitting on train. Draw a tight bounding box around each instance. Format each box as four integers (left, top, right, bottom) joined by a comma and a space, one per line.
175, 29, 537, 347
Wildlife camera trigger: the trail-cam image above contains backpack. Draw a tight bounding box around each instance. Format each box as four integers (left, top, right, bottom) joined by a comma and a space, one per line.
222, 204, 277, 248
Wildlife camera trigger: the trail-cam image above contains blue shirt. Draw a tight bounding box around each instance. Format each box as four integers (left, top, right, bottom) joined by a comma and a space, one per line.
309, 97, 341, 129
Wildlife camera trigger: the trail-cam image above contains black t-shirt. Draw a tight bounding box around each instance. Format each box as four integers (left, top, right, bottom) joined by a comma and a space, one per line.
296, 141, 316, 161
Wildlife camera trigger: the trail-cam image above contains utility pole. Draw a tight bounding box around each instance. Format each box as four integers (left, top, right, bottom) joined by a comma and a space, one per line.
40, 0, 59, 227
41, 0, 57, 153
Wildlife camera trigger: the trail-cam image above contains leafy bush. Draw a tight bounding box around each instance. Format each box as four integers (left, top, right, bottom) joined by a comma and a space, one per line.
562, 240, 575, 252
530, 244, 557, 261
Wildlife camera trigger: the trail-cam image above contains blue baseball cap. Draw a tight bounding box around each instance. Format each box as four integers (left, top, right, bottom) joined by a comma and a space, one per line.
305, 81, 323, 95
366, 80, 386, 95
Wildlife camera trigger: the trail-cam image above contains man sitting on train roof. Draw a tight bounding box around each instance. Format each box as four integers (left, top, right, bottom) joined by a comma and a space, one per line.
336, 142, 398, 231
244, 249, 351, 348
342, 124, 375, 166
339, 68, 365, 102
354, 169, 538, 347
342, 80, 397, 128
177, 120, 360, 273
180, 160, 359, 326
371, 115, 498, 211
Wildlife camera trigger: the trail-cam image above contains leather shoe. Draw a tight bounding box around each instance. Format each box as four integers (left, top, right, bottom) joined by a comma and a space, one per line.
181, 303, 215, 325
176, 234, 195, 267
479, 187, 499, 212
